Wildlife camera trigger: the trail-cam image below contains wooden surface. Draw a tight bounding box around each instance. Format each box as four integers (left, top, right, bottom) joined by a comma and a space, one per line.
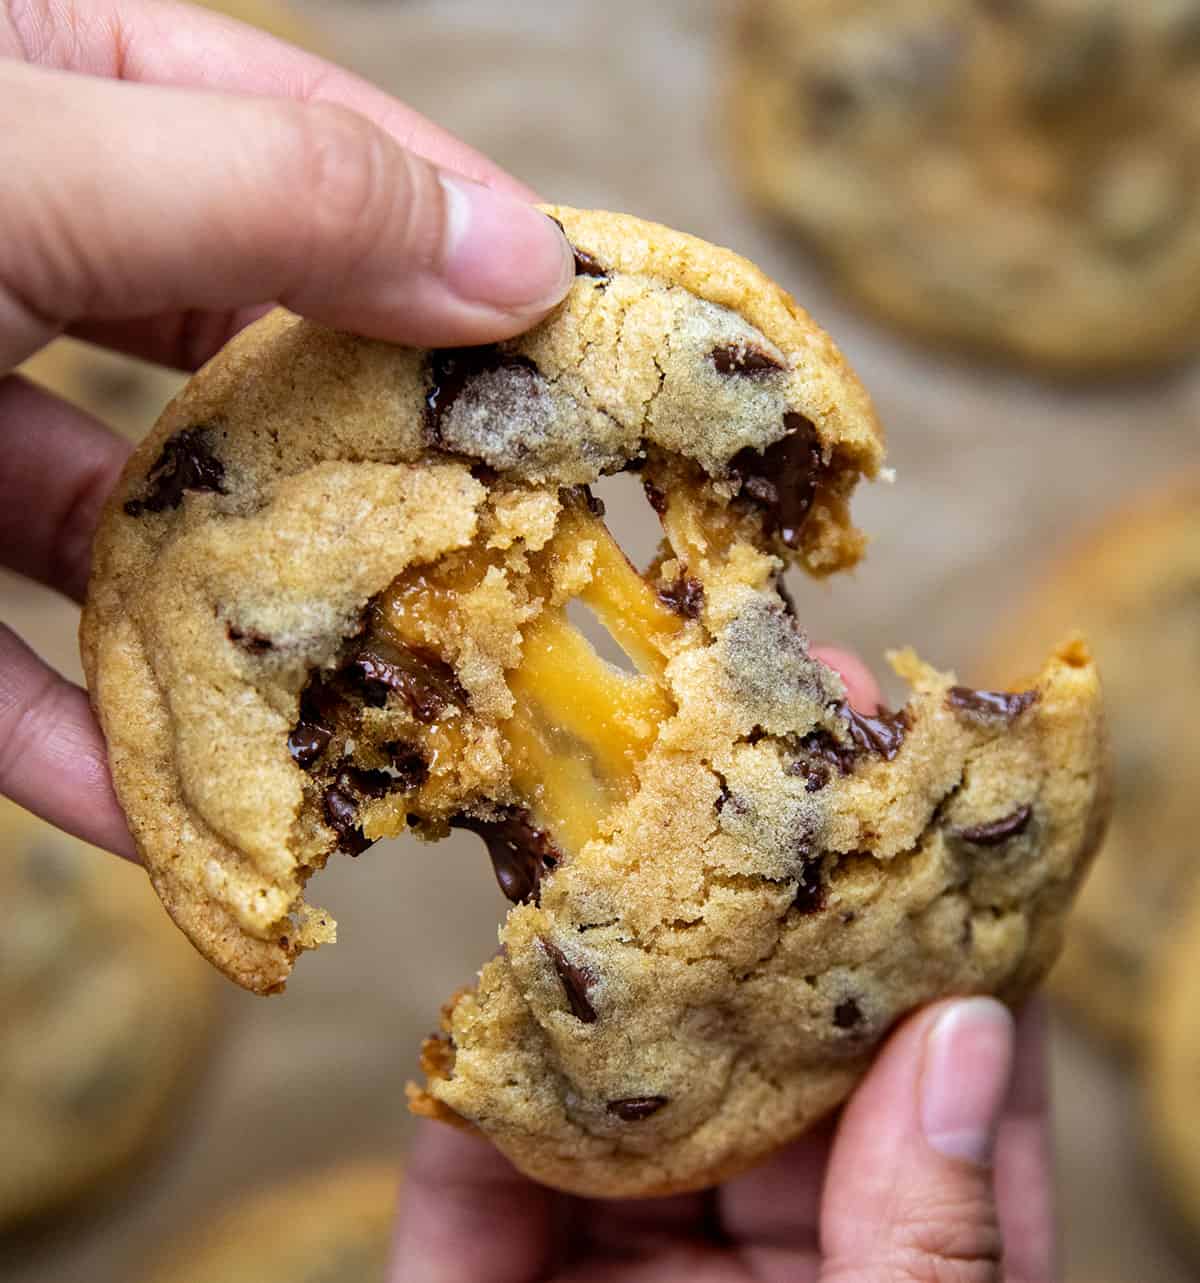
3, 1, 1199, 1279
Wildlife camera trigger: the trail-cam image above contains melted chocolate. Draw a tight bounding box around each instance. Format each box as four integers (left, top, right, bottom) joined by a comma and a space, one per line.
541, 939, 597, 1023
657, 574, 704, 620
956, 803, 1033, 847
425, 347, 540, 440
288, 722, 332, 770
333, 765, 393, 799
124, 427, 226, 516
946, 686, 1039, 726
792, 859, 826, 915
839, 702, 909, 761
573, 247, 609, 278
727, 412, 822, 548
346, 638, 466, 724
322, 786, 372, 856
790, 728, 857, 789
386, 741, 430, 792
710, 344, 785, 377
607, 1096, 668, 1121
451, 808, 562, 905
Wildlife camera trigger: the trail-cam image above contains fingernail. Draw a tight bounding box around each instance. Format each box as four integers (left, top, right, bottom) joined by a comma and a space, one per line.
439, 175, 575, 314
920, 998, 1015, 1166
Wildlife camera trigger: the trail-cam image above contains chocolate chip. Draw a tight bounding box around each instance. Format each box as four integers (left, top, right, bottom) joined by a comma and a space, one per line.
452, 808, 562, 905
425, 346, 541, 441
839, 702, 909, 761
227, 625, 273, 653
346, 638, 466, 724
546, 215, 609, 279
322, 786, 372, 856
657, 574, 704, 619
727, 412, 822, 549
124, 427, 226, 516
643, 479, 668, 516
710, 344, 785, 377
956, 803, 1033, 847
288, 722, 332, 770
386, 741, 429, 792
540, 939, 597, 1023
334, 765, 393, 799
833, 998, 863, 1029
946, 686, 1038, 726
792, 859, 826, 915
789, 728, 857, 789
607, 1096, 668, 1121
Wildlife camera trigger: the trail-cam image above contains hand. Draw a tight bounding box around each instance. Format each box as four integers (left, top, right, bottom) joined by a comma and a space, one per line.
0, 0, 575, 856
390, 998, 1053, 1283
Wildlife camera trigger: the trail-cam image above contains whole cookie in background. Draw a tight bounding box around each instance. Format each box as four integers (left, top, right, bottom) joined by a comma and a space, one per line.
728, 0, 1200, 374
1146, 888, 1200, 1260
82, 206, 1107, 1197
0, 799, 215, 1229
988, 481, 1200, 1053
138, 1161, 400, 1283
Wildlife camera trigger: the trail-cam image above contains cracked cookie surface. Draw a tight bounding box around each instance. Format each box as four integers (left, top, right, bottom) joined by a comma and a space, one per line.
0, 799, 214, 1227
728, 0, 1200, 373
83, 206, 1105, 1196
991, 480, 1200, 1053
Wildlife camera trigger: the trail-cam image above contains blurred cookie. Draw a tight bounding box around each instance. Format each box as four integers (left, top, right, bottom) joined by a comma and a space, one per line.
0, 800, 215, 1228
139, 1161, 400, 1283
729, 0, 1200, 373
989, 480, 1200, 1051
1146, 886, 1200, 1253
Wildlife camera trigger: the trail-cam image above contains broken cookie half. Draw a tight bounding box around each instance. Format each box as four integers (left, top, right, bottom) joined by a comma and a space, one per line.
82, 206, 1107, 1197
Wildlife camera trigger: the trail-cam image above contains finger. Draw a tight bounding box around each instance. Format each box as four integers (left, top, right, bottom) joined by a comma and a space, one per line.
811, 645, 882, 714
716, 1119, 834, 1281
819, 998, 1015, 1283
994, 1002, 1056, 1283
570, 1189, 719, 1259
0, 376, 131, 600
0, 0, 532, 197
390, 1122, 556, 1283
0, 62, 575, 370
0, 624, 137, 860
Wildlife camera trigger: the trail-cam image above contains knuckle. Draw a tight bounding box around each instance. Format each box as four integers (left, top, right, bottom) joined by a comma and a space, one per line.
888, 1192, 1004, 1283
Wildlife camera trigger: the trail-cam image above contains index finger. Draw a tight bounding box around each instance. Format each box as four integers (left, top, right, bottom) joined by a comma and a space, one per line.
0, 0, 535, 198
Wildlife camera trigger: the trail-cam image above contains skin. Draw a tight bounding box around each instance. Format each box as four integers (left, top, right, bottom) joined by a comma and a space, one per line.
0, 5, 1056, 1279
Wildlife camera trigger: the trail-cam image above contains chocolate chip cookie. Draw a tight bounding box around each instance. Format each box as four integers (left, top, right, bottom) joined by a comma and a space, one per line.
990, 481, 1200, 1053
82, 206, 1107, 1196
139, 1161, 399, 1283
0, 798, 215, 1228
1146, 887, 1200, 1254
728, 0, 1200, 373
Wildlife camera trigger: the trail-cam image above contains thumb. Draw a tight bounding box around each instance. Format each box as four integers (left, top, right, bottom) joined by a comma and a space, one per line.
820, 998, 1016, 1283
0, 61, 575, 369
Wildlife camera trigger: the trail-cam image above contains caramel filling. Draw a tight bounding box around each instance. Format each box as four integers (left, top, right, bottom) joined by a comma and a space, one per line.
372, 492, 687, 854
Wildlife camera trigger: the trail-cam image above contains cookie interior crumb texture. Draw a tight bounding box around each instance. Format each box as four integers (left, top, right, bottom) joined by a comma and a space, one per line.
727, 0, 1200, 373
0, 799, 215, 1228
82, 206, 1107, 1196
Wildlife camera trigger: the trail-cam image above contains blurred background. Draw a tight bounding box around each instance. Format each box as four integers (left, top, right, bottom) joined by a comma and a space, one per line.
4, 1, 1200, 1280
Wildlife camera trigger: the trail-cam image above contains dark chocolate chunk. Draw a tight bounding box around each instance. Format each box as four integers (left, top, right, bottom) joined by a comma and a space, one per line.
956, 803, 1033, 847
425, 346, 540, 440
124, 427, 226, 516
946, 686, 1039, 726
607, 1096, 668, 1121
322, 786, 372, 856
792, 859, 826, 915
226, 625, 273, 654
790, 728, 857, 789
546, 215, 609, 279
833, 998, 863, 1029
346, 638, 466, 724
452, 808, 562, 905
334, 765, 393, 799
288, 721, 332, 770
727, 412, 822, 548
386, 741, 430, 792
710, 344, 785, 377
643, 479, 668, 516
657, 573, 704, 620
540, 938, 597, 1023
839, 702, 909, 761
